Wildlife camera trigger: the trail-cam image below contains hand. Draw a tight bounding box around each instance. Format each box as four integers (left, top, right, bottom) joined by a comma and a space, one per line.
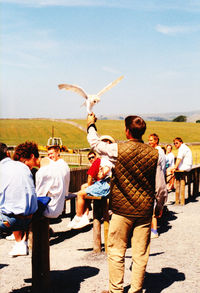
87, 112, 97, 127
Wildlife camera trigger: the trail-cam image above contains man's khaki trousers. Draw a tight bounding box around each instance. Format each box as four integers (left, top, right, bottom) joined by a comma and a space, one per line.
107, 213, 151, 293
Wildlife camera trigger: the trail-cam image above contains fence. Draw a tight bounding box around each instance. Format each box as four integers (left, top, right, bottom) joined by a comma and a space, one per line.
32, 166, 89, 293
39, 151, 89, 166
174, 164, 200, 205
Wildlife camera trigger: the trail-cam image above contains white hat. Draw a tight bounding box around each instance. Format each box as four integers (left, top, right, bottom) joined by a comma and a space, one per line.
100, 135, 115, 143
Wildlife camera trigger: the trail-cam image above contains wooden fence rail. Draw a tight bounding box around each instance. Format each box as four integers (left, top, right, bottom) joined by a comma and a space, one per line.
39, 152, 89, 166
174, 165, 200, 205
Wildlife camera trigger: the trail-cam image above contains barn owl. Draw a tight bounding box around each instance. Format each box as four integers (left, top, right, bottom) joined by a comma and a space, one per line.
58, 75, 124, 114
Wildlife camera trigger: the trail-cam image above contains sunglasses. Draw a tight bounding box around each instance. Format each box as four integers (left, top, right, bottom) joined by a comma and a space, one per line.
88, 156, 95, 161
174, 142, 179, 145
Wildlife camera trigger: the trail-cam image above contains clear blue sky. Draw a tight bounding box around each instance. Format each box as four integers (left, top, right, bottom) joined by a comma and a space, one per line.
1, 0, 200, 119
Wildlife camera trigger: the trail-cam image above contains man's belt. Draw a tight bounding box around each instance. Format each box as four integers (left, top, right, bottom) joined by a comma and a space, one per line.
14, 214, 33, 220
4, 213, 33, 220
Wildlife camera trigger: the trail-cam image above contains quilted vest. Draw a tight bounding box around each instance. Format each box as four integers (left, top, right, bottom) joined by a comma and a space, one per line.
110, 140, 158, 217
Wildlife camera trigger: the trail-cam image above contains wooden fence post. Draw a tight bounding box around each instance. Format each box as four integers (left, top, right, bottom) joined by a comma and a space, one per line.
93, 200, 102, 253
102, 198, 109, 254
180, 176, 186, 205
32, 217, 50, 293
175, 173, 180, 204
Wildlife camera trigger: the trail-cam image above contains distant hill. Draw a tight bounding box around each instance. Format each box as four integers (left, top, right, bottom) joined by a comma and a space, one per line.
99, 110, 200, 122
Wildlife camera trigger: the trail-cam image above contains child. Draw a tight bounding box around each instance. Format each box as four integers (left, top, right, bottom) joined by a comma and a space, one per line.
68, 135, 115, 230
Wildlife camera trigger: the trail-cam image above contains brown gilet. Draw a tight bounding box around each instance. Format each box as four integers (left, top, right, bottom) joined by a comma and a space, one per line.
110, 139, 158, 217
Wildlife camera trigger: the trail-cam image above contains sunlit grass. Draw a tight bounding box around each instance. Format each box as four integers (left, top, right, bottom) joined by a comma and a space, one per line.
1, 118, 200, 163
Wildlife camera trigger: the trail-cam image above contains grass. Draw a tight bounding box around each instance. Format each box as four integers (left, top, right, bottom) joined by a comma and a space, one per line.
1, 118, 200, 163
74, 119, 200, 143
0, 119, 88, 149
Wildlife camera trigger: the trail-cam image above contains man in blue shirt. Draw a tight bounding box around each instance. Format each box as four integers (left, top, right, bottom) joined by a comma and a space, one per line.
0, 142, 38, 256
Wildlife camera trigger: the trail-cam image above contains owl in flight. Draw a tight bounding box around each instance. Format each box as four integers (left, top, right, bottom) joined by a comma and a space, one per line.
58, 75, 124, 114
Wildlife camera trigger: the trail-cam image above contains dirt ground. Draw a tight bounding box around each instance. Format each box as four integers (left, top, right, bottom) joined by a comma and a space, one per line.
0, 192, 200, 293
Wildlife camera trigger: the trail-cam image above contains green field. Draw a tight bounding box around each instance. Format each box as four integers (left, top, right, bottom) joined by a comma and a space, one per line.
0, 118, 200, 163
74, 119, 200, 143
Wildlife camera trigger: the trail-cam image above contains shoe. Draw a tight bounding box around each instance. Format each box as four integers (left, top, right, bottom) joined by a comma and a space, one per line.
6, 233, 15, 241
67, 215, 82, 229
151, 231, 159, 239
9, 241, 29, 257
72, 214, 90, 229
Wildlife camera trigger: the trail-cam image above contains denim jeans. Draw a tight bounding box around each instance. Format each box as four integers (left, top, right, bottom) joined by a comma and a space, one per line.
0, 212, 32, 234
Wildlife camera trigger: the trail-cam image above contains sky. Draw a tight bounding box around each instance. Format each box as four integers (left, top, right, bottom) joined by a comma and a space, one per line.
0, 0, 200, 119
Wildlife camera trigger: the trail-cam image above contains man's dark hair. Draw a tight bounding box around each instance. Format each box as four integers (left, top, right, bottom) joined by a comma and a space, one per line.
173, 137, 183, 143
88, 150, 96, 157
125, 116, 146, 139
13, 141, 39, 161
47, 145, 60, 152
149, 133, 159, 144
0, 142, 8, 161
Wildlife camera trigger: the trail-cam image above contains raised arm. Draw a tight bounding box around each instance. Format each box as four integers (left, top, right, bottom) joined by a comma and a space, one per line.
87, 113, 118, 164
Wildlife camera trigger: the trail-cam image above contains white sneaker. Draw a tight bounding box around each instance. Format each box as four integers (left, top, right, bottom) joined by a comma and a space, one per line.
67, 215, 81, 229
6, 233, 15, 241
72, 214, 90, 229
9, 241, 29, 257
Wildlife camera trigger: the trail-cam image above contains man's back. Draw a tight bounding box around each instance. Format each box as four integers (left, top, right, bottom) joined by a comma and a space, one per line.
111, 140, 158, 217
0, 157, 38, 216
36, 158, 70, 218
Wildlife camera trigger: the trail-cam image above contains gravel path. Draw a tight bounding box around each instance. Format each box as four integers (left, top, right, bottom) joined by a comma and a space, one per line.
0, 192, 200, 293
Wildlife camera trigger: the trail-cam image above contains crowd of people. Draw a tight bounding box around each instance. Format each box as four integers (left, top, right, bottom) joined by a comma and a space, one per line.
0, 113, 193, 293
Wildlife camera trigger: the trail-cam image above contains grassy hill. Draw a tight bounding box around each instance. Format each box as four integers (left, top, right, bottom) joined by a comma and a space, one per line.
1, 119, 200, 148
74, 119, 200, 144
1, 118, 200, 163
0, 119, 88, 149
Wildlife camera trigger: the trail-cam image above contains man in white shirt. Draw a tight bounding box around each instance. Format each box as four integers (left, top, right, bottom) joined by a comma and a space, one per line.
173, 137, 193, 171
36, 155, 70, 218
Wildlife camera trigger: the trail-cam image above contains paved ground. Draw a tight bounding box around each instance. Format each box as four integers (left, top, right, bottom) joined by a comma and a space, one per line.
0, 192, 200, 293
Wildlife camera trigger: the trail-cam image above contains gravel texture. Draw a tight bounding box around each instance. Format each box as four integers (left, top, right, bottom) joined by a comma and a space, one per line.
0, 192, 200, 293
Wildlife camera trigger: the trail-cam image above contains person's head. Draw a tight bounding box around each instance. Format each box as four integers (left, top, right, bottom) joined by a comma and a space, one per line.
148, 133, 159, 148
100, 135, 115, 144
125, 116, 146, 139
0, 142, 9, 161
173, 137, 183, 149
166, 144, 173, 154
47, 145, 60, 161
13, 141, 40, 169
87, 150, 97, 164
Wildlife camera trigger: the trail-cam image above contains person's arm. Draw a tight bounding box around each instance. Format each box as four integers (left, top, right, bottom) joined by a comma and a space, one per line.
87, 113, 118, 164
154, 155, 168, 218
173, 158, 182, 171
97, 166, 110, 180
87, 174, 93, 186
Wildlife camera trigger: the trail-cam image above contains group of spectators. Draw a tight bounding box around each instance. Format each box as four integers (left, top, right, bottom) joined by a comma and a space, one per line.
148, 133, 193, 239
0, 113, 193, 293
0, 143, 70, 256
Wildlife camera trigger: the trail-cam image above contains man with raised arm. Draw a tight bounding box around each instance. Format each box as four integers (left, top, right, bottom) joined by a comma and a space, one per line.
86, 113, 167, 293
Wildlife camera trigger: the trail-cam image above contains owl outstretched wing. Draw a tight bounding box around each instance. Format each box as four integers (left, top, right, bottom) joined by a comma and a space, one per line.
97, 75, 124, 97
58, 84, 88, 99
